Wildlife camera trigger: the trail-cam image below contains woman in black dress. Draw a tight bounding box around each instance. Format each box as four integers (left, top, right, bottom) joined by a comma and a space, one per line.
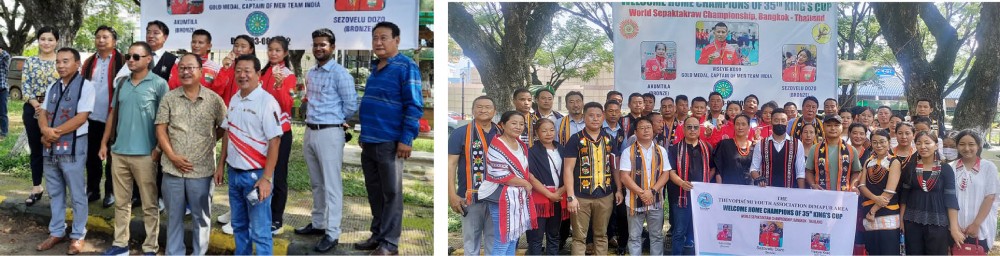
857, 129, 901, 255
899, 131, 965, 254
526, 119, 565, 255
714, 114, 754, 185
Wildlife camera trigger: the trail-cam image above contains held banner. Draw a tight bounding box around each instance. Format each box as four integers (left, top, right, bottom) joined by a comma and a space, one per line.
691, 182, 858, 255
612, 2, 837, 109
140, 0, 417, 50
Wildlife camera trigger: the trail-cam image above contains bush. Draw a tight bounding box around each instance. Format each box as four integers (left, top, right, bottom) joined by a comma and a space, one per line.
349, 67, 370, 84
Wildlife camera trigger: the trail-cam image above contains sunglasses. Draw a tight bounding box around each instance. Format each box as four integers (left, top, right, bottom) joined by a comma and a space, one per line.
124, 53, 148, 61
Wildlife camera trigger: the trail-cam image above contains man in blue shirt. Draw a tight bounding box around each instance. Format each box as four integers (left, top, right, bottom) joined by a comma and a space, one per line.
292, 28, 359, 254
357, 21, 423, 256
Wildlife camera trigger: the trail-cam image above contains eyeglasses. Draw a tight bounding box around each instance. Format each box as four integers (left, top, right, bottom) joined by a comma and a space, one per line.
178, 66, 199, 72
125, 53, 148, 61
684, 125, 700, 130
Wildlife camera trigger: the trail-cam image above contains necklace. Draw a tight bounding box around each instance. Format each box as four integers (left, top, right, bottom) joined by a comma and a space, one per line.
736, 139, 751, 156
916, 162, 941, 192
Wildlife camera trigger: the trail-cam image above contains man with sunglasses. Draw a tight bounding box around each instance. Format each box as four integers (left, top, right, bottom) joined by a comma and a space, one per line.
100, 41, 169, 256
667, 116, 716, 255
81, 25, 126, 208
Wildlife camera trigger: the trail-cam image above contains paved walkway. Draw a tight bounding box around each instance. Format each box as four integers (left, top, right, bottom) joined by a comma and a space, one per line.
0, 152, 434, 255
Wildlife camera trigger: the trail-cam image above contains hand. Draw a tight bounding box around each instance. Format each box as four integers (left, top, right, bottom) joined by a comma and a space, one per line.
614, 191, 623, 205
875, 196, 890, 207
272, 66, 286, 88
213, 165, 226, 185
168, 154, 195, 173
641, 190, 655, 205
254, 177, 272, 200
151, 148, 162, 163
681, 181, 694, 191
342, 123, 351, 130
555, 187, 566, 197
810, 184, 824, 190
523, 182, 532, 192
449, 195, 466, 215
951, 228, 967, 247
223, 52, 236, 68
547, 193, 561, 202
567, 198, 579, 213
41, 127, 59, 143
865, 210, 876, 222
99, 145, 108, 161
397, 142, 412, 159
964, 225, 980, 239
757, 181, 767, 188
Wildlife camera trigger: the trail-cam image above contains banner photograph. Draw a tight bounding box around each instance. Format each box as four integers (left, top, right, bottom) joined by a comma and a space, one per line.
141, 0, 418, 50
613, 2, 837, 109
691, 182, 859, 255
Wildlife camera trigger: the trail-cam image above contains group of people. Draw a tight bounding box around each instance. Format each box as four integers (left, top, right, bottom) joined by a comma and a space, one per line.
18, 20, 421, 255
449, 88, 998, 255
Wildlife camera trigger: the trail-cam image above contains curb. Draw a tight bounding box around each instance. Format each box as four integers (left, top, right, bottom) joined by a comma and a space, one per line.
0, 195, 288, 254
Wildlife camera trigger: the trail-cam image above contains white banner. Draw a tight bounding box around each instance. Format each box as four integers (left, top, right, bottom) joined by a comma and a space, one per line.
612, 2, 837, 109
140, 0, 418, 50
691, 182, 858, 255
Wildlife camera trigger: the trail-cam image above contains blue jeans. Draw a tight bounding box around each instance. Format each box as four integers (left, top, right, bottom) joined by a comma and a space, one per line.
0, 87, 8, 136
228, 167, 273, 255
489, 202, 519, 255
671, 204, 695, 255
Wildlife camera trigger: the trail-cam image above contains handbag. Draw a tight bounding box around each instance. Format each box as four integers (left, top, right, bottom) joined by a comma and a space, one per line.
951, 239, 986, 255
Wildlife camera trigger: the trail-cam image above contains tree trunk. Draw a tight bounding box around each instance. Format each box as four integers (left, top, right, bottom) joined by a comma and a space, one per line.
953, 3, 1000, 137
21, 0, 88, 48
872, 3, 944, 122
448, 2, 560, 113
0, 0, 33, 55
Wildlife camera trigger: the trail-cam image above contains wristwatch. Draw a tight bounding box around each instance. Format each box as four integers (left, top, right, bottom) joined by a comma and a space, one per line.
567, 196, 575, 202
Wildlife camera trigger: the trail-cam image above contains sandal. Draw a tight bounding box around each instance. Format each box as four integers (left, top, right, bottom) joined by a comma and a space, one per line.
25, 191, 43, 206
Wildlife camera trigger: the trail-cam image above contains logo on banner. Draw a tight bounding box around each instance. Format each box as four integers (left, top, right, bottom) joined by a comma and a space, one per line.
812, 23, 831, 44
619, 18, 639, 39
245, 11, 270, 37
697, 192, 713, 208
714, 79, 734, 99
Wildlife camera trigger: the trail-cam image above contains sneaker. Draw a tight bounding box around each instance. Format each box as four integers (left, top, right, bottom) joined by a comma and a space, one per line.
217, 211, 231, 224
222, 223, 233, 235
102, 246, 128, 256
185, 207, 191, 216
158, 199, 164, 212
272, 224, 283, 235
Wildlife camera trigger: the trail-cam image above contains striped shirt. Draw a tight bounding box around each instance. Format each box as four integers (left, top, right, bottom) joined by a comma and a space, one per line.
360, 53, 423, 146
0, 50, 9, 89
221, 85, 283, 170
305, 60, 357, 125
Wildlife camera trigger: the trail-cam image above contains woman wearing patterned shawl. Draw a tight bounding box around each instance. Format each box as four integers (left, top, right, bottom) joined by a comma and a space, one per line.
479, 111, 537, 255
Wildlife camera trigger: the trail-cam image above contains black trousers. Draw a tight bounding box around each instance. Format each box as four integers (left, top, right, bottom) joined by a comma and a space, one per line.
271, 131, 292, 226
87, 120, 114, 196
361, 142, 403, 251
903, 220, 951, 255
611, 200, 629, 249
22, 102, 43, 186
526, 202, 562, 255
863, 229, 900, 255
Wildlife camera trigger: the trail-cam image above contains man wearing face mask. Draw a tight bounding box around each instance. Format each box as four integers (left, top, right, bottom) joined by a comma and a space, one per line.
748, 111, 806, 188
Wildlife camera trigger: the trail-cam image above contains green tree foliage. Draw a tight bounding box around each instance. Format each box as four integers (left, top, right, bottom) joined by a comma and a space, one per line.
531, 15, 612, 91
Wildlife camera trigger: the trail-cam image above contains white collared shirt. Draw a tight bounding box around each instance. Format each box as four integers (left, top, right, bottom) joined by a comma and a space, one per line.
220, 85, 283, 170
619, 141, 671, 212
750, 135, 806, 179
953, 158, 1000, 246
